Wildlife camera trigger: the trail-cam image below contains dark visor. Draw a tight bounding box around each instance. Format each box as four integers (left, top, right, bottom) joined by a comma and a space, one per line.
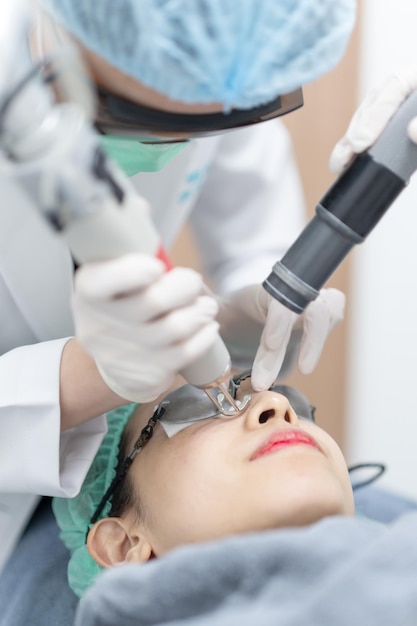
95, 87, 303, 141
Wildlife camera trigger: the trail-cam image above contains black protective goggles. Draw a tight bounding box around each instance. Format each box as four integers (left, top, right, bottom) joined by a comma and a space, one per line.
95, 87, 303, 141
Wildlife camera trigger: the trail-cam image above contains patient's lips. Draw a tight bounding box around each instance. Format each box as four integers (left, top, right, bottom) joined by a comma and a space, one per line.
251, 429, 322, 461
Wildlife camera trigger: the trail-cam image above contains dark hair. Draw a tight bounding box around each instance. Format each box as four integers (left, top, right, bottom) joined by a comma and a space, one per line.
108, 422, 137, 518
88, 406, 162, 533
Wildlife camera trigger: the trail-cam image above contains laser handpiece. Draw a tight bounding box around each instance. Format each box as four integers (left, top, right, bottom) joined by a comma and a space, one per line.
58, 155, 246, 417
263, 90, 417, 314
63, 168, 248, 416
0, 18, 247, 416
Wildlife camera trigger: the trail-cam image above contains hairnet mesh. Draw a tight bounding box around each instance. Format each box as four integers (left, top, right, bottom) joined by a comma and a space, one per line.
52, 403, 137, 597
38, 0, 356, 109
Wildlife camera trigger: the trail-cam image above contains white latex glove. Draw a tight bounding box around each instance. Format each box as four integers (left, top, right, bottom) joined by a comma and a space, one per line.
72, 254, 220, 403
223, 285, 345, 391
329, 67, 417, 174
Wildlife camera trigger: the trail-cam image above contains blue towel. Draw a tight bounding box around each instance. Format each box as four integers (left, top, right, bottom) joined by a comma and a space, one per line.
76, 512, 417, 626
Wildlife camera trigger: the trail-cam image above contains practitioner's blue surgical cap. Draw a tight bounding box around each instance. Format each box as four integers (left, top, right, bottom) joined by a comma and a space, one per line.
38, 0, 356, 110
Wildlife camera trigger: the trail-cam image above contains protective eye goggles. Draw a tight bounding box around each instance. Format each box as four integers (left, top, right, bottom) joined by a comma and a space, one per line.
94, 88, 304, 142
159, 370, 316, 437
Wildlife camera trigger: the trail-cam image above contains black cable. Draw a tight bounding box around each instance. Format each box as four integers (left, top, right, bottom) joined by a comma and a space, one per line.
348, 462, 386, 490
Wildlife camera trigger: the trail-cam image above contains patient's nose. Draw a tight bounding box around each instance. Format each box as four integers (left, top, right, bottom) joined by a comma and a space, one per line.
243, 391, 298, 430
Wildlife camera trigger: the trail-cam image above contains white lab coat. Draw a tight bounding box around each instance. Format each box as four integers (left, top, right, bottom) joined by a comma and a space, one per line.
0, 120, 305, 499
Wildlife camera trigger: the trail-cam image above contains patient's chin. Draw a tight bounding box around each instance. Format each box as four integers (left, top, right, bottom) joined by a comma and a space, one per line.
294, 498, 353, 528
300, 494, 354, 526
271, 481, 355, 529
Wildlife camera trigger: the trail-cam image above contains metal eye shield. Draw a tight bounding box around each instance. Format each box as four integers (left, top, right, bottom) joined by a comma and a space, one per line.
159, 370, 316, 437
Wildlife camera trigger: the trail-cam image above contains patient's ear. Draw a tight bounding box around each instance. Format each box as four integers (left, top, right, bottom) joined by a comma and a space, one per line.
87, 517, 154, 568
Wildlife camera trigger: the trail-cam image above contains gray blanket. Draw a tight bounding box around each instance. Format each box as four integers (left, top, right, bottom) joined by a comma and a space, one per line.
76, 512, 417, 626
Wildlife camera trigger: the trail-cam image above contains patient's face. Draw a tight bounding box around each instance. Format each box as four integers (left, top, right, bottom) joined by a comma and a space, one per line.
124, 379, 354, 556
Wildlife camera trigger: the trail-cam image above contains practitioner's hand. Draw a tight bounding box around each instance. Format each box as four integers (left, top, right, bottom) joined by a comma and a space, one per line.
72, 254, 219, 403
329, 67, 417, 174
224, 285, 345, 391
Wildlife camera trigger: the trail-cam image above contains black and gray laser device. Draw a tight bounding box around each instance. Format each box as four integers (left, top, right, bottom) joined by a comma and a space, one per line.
263, 91, 417, 314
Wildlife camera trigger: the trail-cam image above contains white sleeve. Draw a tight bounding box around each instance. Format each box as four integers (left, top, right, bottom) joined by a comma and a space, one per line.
0, 338, 107, 496
189, 120, 307, 294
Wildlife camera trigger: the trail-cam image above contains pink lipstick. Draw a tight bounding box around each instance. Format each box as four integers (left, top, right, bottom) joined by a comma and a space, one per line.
251, 430, 321, 461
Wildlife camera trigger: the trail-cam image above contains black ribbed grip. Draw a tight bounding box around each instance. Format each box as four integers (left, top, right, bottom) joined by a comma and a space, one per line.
320, 153, 404, 237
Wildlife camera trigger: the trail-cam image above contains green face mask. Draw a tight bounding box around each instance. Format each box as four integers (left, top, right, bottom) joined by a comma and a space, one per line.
100, 135, 189, 177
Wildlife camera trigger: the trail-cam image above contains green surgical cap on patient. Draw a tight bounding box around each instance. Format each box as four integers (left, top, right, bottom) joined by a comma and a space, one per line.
52, 404, 137, 598
38, 0, 356, 110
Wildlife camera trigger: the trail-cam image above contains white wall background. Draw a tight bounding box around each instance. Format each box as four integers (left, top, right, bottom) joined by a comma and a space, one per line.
346, 0, 417, 498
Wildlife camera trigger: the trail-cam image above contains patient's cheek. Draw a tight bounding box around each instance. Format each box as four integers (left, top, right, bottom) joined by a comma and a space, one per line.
149, 425, 229, 500
165, 428, 220, 473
